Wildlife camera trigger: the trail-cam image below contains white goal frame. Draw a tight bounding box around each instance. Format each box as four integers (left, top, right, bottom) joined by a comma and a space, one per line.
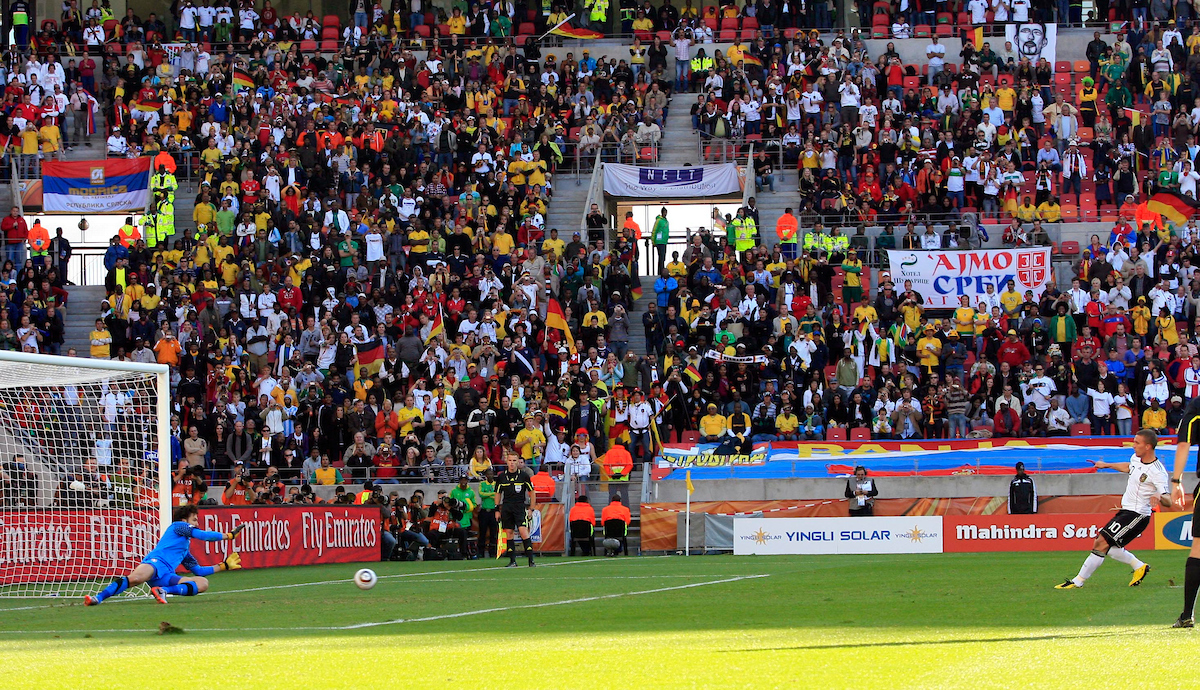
0, 351, 171, 596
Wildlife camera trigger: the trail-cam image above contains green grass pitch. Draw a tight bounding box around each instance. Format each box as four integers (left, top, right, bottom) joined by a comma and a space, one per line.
0, 551, 1195, 688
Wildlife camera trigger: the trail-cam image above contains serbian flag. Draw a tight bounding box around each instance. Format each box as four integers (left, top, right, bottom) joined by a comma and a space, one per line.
133, 99, 163, 112
356, 338, 385, 375
550, 25, 603, 39
43, 158, 151, 213
546, 298, 577, 354
425, 306, 445, 344
232, 69, 254, 89
1146, 192, 1199, 226
85, 93, 98, 135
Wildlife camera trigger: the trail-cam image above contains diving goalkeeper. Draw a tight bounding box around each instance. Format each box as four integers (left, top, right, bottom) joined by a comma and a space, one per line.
85, 504, 245, 606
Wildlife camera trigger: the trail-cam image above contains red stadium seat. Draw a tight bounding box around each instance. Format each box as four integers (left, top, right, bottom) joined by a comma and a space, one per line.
1059, 241, 1081, 255
997, 74, 1013, 86
1070, 423, 1091, 436
721, 17, 740, 29
935, 24, 952, 37
656, 30, 672, 41
903, 76, 919, 89
742, 16, 758, 30
871, 27, 888, 38
826, 428, 847, 441
300, 39, 317, 52
740, 28, 758, 41
320, 39, 338, 52
719, 28, 736, 41
322, 14, 340, 26
518, 22, 535, 35
1076, 126, 1093, 142
872, 13, 890, 26
704, 17, 718, 30
1054, 72, 1071, 86
321, 26, 339, 39
1073, 60, 1091, 72
913, 24, 931, 37
412, 24, 430, 37
681, 431, 700, 443
936, 12, 952, 23
41, 19, 57, 33
850, 427, 871, 441
1054, 60, 1072, 72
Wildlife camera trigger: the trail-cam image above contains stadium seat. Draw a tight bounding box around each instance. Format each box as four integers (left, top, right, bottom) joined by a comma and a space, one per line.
423, 12, 436, 25
1059, 241, 1080, 255
570, 520, 594, 556
873, 1, 891, 11
603, 519, 629, 556
850, 427, 871, 441
719, 28, 736, 41
742, 16, 758, 29
412, 24, 430, 37
300, 39, 317, 53
704, 17, 718, 30
518, 22, 535, 35
322, 14, 340, 26
740, 28, 757, 41
320, 39, 338, 52
1076, 126, 1093, 142
1054, 72, 1071, 86
1060, 204, 1078, 221
935, 24, 953, 37
568, 126, 581, 141
872, 27, 887, 38
903, 76, 919, 89
826, 428, 847, 441
1073, 60, 1091, 73
913, 24, 931, 37
527, 8, 539, 21
41, 19, 57, 33
957, 12, 970, 25
936, 11, 952, 23
656, 30, 672, 41
681, 431, 700, 443
721, 17, 739, 29
1054, 61, 1071, 73
1070, 423, 1091, 436
997, 74, 1013, 86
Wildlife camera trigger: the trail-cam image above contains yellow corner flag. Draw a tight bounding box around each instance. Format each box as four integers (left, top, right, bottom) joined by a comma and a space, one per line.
497, 536, 508, 559
686, 470, 694, 495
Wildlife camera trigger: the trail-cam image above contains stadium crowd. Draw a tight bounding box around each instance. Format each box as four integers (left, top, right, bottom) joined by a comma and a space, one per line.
0, 0, 1198, 517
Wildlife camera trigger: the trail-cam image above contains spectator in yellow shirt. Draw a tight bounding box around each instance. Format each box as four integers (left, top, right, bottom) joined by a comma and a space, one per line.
39, 120, 61, 158
916, 324, 942, 372
700, 403, 728, 441
89, 319, 111, 359
1037, 197, 1063, 222
775, 406, 800, 440
1142, 399, 1167, 433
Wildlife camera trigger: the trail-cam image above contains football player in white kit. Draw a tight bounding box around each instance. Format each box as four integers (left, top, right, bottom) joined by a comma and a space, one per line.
1056, 429, 1171, 589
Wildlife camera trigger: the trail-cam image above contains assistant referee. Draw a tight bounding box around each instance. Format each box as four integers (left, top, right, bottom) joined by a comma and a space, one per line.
496, 453, 537, 568
1170, 397, 1200, 628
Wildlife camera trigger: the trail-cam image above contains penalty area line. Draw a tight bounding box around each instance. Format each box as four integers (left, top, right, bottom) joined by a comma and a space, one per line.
0, 573, 769, 635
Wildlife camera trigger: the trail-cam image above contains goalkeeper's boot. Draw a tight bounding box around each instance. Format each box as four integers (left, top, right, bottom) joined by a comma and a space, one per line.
83, 595, 99, 606
1129, 563, 1151, 587
1054, 579, 1080, 589
1173, 616, 1195, 629
150, 587, 168, 604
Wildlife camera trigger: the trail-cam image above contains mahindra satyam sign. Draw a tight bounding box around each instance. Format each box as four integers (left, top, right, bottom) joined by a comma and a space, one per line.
733, 517, 944, 555
944, 514, 1155, 552
886, 248, 1053, 309
1154, 512, 1194, 550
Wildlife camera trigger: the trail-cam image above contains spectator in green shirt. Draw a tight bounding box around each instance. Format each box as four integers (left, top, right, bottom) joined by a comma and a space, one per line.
449, 476, 479, 530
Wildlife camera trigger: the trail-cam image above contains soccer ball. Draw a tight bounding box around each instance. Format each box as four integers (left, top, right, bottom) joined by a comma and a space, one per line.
353, 568, 377, 590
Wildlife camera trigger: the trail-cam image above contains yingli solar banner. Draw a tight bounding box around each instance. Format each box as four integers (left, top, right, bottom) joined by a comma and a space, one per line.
42, 158, 151, 213
603, 163, 742, 197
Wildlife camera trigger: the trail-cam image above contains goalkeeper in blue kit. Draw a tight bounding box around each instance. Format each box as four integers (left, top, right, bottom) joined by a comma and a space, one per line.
85, 504, 245, 606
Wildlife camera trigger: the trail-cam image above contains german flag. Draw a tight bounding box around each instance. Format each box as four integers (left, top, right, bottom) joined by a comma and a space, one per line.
133, 99, 163, 112
631, 284, 643, 301
684, 364, 702, 382
232, 69, 254, 89
1146, 193, 1199, 226
356, 339, 385, 376
546, 298, 577, 354
425, 306, 445, 344
547, 403, 568, 419
740, 54, 763, 67
550, 25, 604, 39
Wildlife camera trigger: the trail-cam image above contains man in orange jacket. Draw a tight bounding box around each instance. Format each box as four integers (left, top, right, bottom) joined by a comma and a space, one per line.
602, 442, 633, 481
777, 207, 798, 259
568, 494, 597, 556
27, 219, 49, 269
600, 495, 632, 556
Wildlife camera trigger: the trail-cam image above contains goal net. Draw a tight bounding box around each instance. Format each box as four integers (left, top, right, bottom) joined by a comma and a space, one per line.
0, 352, 169, 599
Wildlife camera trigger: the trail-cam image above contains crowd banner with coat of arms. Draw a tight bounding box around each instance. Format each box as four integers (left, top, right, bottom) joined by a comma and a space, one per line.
886, 248, 1052, 309
603, 163, 743, 198
42, 158, 152, 213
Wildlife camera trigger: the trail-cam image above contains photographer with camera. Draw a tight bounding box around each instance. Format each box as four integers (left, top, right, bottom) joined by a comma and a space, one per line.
428, 492, 470, 558
221, 461, 255, 505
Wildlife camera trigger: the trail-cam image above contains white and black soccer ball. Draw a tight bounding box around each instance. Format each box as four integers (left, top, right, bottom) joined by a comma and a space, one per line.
353, 568, 377, 590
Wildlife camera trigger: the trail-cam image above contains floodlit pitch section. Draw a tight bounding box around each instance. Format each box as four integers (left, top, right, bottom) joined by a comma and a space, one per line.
0, 352, 171, 598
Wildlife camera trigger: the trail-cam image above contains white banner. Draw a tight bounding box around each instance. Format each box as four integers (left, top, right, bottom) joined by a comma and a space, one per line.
1005, 23, 1057, 64
733, 516, 944, 555
886, 248, 1051, 309
603, 164, 742, 198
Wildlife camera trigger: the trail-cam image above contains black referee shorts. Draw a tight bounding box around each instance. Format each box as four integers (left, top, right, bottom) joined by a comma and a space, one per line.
1100, 509, 1152, 548
500, 503, 528, 531
1192, 484, 1200, 538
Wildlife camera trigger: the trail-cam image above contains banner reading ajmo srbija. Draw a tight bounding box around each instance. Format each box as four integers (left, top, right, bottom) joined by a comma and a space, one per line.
42, 158, 152, 213
603, 163, 742, 198
886, 248, 1052, 309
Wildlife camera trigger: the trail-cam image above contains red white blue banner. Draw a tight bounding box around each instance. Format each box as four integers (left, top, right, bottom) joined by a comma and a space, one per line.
886, 248, 1052, 309
42, 158, 151, 213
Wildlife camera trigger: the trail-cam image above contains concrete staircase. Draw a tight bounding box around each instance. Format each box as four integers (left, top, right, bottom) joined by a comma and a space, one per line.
63, 285, 108, 356
657, 94, 697, 167
545, 173, 591, 239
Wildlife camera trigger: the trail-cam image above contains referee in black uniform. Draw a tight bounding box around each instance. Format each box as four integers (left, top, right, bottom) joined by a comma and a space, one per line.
1171, 398, 1200, 628
496, 454, 537, 567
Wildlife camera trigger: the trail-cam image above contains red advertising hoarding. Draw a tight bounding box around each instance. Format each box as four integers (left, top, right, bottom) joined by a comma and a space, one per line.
0, 509, 159, 583
193, 506, 380, 569
943, 514, 1155, 553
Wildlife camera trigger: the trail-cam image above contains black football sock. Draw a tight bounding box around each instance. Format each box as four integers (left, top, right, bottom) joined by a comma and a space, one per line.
507, 539, 517, 563
1183, 557, 1200, 619
523, 538, 533, 561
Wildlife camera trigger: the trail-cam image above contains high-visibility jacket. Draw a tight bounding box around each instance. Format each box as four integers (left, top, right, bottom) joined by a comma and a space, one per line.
690, 56, 713, 72
118, 223, 140, 248
153, 150, 177, 174
27, 223, 49, 256
777, 213, 798, 244
156, 200, 175, 243
802, 231, 820, 252
152, 171, 178, 192
600, 502, 631, 528
735, 216, 756, 251
589, 0, 608, 22
144, 217, 158, 248
569, 501, 597, 526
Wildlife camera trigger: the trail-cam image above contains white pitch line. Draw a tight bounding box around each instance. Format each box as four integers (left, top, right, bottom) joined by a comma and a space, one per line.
0, 556, 671, 614
0, 574, 769, 635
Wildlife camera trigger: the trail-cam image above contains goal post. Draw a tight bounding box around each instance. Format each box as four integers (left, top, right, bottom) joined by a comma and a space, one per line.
0, 351, 171, 598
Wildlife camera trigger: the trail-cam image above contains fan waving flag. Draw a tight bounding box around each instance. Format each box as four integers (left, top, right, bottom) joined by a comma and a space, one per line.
550, 25, 604, 39
425, 307, 445, 344
684, 364, 702, 382
356, 339, 385, 376
1147, 192, 1199, 225
546, 299, 578, 354
232, 70, 254, 89
133, 99, 163, 112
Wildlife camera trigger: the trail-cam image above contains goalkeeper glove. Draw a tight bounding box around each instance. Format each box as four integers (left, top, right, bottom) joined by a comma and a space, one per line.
224, 523, 246, 540
220, 552, 242, 571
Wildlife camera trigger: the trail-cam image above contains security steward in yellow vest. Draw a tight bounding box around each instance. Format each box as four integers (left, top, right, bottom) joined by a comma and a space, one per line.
690, 50, 713, 91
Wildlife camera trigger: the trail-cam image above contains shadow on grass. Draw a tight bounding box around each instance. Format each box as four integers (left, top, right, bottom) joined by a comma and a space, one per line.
721, 629, 1135, 653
